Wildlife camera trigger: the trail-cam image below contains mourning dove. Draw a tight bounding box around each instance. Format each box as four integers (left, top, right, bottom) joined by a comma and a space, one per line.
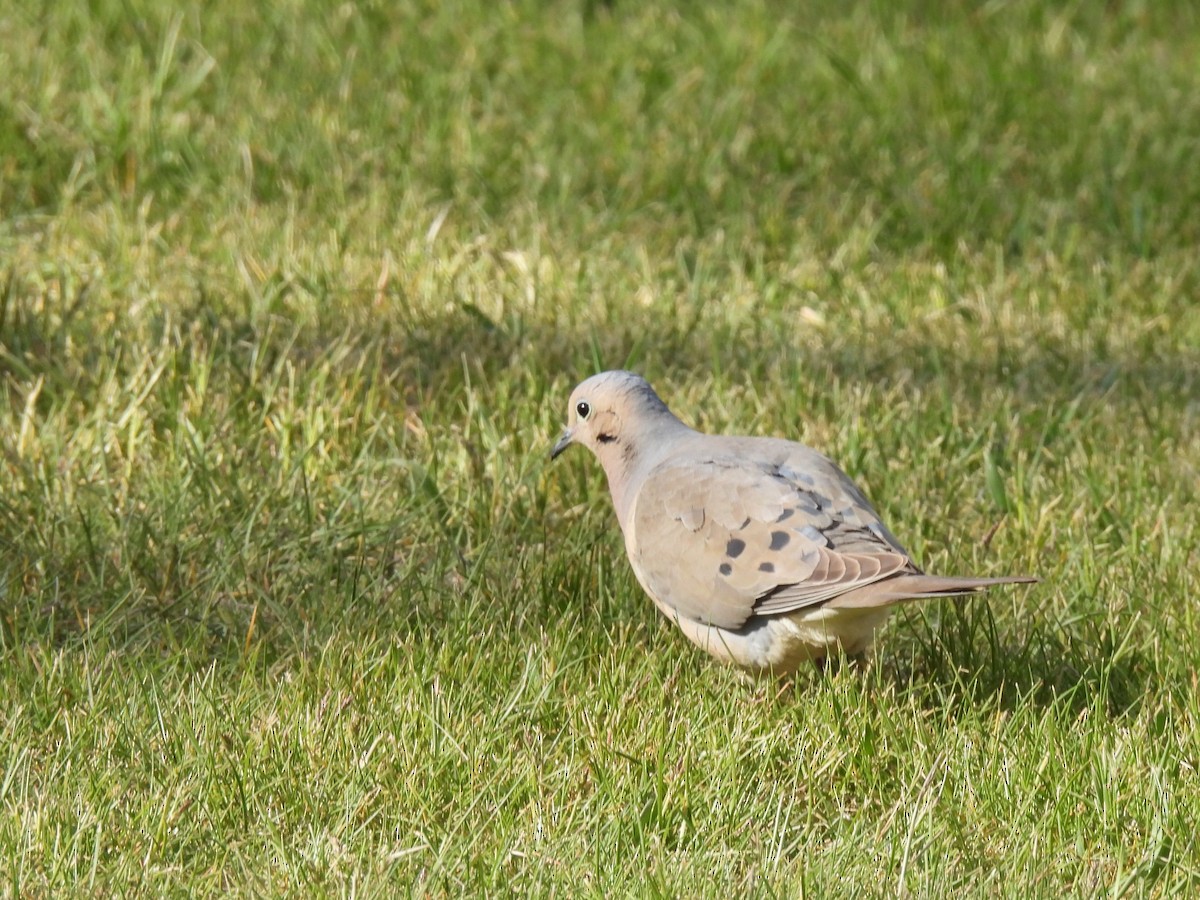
551, 370, 1036, 675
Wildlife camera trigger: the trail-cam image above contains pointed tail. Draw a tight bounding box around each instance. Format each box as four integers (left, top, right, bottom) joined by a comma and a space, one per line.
826, 573, 1038, 610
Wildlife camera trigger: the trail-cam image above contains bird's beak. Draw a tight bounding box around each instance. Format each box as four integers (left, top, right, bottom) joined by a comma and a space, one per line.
550, 429, 573, 460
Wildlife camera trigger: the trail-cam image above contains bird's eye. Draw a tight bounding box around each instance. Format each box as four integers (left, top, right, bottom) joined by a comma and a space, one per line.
576, 401, 591, 419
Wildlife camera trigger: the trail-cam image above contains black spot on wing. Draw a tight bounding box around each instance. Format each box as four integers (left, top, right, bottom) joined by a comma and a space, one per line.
719, 563, 732, 576
769, 531, 790, 551
726, 538, 746, 558
758, 562, 775, 573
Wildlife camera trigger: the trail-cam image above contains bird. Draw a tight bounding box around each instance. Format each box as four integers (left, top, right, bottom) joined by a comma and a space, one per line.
550, 370, 1036, 676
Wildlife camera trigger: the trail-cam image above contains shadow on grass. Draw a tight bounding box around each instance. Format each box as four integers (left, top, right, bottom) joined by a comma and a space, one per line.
3, 279, 1195, 696
369, 290, 1199, 422
874, 597, 1162, 720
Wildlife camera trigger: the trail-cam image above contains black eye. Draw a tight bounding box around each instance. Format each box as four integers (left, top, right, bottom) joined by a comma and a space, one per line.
576, 401, 591, 419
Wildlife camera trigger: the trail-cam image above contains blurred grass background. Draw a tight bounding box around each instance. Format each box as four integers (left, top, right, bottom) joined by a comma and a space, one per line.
2, 0, 1198, 894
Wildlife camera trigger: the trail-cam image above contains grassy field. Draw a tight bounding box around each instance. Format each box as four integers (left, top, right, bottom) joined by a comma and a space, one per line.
3, 0, 1199, 894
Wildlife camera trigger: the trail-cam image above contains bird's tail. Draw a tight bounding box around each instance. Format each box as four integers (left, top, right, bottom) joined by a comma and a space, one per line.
826, 574, 1038, 609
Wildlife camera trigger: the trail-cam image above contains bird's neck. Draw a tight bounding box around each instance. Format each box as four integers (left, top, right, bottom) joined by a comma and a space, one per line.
604, 419, 694, 531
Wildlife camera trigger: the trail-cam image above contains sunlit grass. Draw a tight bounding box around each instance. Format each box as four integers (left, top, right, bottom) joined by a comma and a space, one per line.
2, 0, 1199, 894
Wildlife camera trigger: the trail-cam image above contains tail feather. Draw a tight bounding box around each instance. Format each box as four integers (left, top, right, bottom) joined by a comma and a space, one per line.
825, 574, 1037, 610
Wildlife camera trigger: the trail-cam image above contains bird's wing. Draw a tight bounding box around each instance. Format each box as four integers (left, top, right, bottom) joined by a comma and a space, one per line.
626, 453, 917, 630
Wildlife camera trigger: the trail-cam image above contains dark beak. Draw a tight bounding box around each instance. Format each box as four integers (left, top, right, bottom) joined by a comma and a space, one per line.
550, 430, 573, 460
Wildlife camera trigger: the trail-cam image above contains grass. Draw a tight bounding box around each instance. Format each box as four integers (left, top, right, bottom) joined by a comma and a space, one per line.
2, 0, 1199, 894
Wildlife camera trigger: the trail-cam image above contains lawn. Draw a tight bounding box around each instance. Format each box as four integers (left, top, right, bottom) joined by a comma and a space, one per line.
2, 0, 1199, 894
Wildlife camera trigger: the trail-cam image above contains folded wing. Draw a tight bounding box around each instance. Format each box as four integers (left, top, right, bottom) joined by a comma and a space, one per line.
627, 453, 920, 630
